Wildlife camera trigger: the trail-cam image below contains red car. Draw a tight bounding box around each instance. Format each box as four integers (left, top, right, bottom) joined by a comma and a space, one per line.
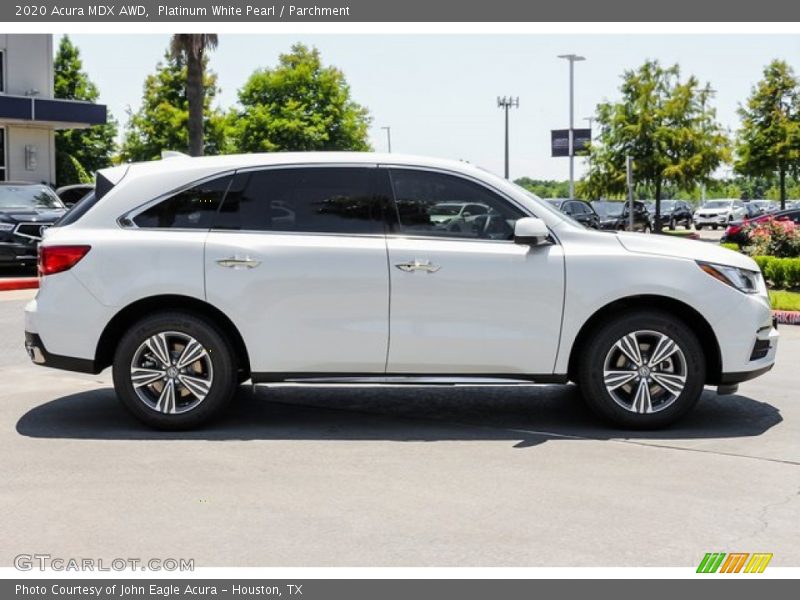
722, 208, 800, 245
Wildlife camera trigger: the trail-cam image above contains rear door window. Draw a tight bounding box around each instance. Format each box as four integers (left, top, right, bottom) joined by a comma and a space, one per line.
214, 167, 389, 235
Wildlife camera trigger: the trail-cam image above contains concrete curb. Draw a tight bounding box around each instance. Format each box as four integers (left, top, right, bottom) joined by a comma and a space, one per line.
774, 310, 800, 326
0, 278, 39, 292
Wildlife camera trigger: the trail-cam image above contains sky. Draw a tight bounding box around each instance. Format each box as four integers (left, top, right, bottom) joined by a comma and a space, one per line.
62, 34, 800, 181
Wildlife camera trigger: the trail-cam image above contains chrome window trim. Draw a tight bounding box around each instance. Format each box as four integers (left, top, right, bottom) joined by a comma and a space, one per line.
116, 160, 560, 245
118, 163, 384, 232
117, 169, 238, 228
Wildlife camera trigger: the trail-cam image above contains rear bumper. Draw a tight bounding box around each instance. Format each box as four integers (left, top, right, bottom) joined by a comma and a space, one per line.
24, 331, 99, 374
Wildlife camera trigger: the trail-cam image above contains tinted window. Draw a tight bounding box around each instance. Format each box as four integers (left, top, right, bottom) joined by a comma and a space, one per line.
389, 169, 524, 240
573, 202, 589, 215
215, 167, 387, 235
133, 175, 232, 229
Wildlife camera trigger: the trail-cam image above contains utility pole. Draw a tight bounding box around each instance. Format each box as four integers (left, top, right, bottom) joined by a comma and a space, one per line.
381, 126, 392, 153
558, 54, 586, 198
626, 155, 634, 231
700, 88, 716, 204
497, 96, 519, 179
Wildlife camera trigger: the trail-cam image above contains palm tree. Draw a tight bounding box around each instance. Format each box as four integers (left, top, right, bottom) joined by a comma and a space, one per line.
170, 34, 218, 156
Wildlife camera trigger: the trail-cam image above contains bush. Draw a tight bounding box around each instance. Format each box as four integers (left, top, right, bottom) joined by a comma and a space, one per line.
753, 255, 800, 289
745, 219, 800, 258
721, 242, 739, 252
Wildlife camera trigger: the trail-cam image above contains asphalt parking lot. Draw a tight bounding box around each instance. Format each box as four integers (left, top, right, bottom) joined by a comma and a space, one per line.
1, 288, 798, 568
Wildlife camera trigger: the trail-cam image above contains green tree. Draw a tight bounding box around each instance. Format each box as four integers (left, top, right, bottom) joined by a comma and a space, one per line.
53, 35, 117, 186
229, 43, 371, 152
735, 60, 800, 210
513, 177, 570, 198
120, 51, 227, 162
170, 34, 219, 156
584, 61, 730, 231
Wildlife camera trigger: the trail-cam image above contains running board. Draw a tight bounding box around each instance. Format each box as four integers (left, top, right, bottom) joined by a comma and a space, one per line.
251, 373, 569, 386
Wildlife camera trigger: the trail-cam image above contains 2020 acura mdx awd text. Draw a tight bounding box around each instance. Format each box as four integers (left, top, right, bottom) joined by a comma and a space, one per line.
25, 153, 778, 430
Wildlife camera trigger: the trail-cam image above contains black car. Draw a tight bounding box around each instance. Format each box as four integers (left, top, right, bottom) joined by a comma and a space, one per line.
56, 183, 94, 208
591, 200, 652, 232
644, 199, 694, 230
0, 182, 67, 268
545, 198, 600, 228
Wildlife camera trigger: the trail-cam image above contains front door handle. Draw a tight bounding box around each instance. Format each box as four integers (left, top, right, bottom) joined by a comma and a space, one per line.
216, 256, 261, 269
395, 260, 441, 274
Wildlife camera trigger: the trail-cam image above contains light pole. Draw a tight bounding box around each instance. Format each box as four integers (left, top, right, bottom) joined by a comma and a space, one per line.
497, 96, 519, 179
699, 88, 716, 203
381, 126, 392, 153
558, 54, 586, 198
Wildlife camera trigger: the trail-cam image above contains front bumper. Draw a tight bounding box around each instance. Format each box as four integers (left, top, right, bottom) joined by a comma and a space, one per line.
694, 215, 729, 226
24, 331, 99, 374
0, 241, 38, 265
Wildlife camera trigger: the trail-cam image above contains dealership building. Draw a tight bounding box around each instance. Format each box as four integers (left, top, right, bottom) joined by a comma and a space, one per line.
0, 34, 106, 185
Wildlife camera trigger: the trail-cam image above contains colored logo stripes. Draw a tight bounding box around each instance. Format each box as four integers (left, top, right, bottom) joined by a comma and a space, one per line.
697, 552, 773, 573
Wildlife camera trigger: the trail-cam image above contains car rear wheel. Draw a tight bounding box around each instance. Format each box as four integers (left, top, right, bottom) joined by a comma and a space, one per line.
577, 310, 706, 429
113, 311, 238, 430
669, 218, 676, 230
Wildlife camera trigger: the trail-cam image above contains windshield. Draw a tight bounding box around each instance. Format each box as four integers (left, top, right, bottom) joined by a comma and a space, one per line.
430, 204, 462, 216
593, 202, 624, 217
0, 185, 64, 210
703, 200, 731, 209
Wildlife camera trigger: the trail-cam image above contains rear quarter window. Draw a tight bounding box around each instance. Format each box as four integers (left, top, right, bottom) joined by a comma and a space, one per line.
133, 175, 232, 229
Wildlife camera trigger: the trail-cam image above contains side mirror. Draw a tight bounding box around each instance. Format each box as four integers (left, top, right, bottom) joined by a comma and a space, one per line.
514, 217, 550, 245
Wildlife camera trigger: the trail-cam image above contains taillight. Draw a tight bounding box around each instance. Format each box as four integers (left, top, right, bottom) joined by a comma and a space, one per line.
727, 224, 742, 235
38, 245, 91, 276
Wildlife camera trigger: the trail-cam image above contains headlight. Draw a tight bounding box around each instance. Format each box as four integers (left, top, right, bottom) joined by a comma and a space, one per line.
0, 222, 15, 232
697, 261, 767, 295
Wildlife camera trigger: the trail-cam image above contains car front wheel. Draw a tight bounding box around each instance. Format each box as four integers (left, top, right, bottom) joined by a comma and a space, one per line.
577, 310, 706, 429
113, 311, 238, 430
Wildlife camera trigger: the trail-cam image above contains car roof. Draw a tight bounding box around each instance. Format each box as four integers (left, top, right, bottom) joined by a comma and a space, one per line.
101, 152, 486, 180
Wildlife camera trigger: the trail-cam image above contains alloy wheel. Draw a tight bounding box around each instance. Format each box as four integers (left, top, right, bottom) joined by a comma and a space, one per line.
602, 330, 688, 414
129, 331, 214, 414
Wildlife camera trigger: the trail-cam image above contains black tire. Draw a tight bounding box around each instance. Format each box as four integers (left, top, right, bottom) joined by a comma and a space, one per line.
669, 218, 676, 230
113, 311, 238, 430
711, 224, 718, 230
695, 224, 702, 230
577, 310, 706, 429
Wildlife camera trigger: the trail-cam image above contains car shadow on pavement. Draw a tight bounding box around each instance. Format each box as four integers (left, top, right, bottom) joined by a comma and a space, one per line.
15, 383, 783, 446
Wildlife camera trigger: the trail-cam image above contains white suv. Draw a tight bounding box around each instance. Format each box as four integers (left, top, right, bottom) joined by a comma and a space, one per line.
25, 153, 778, 430
694, 199, 747, 230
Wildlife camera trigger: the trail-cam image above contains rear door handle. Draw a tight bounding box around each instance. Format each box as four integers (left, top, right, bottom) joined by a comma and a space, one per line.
216, 256, 261, 269
395, 260, 441, 274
